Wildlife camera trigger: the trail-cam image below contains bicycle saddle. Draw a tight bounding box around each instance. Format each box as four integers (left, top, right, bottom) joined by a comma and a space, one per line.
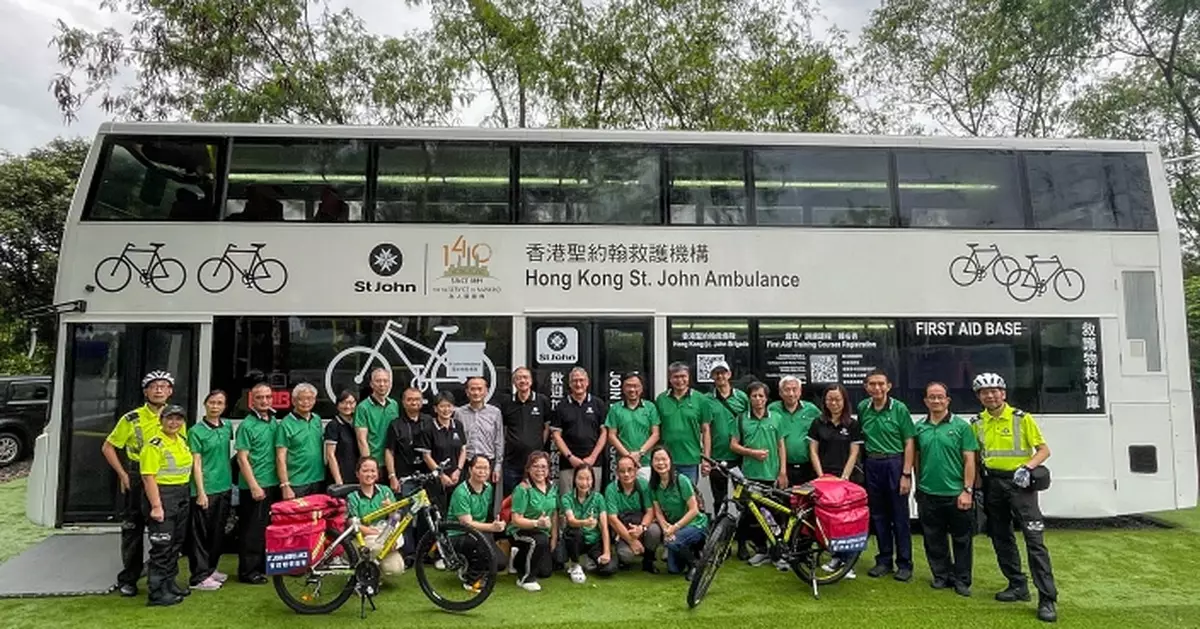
326, 484, 361, 499
433, 325, 459, 334
250, 242, 267, 248
149, 242, 165, 247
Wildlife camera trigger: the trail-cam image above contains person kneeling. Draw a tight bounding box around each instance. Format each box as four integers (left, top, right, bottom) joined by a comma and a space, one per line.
561, 466, 616, 583
605, 454, 662, 573
448, 456, 508, 590
348, 457, 405, 575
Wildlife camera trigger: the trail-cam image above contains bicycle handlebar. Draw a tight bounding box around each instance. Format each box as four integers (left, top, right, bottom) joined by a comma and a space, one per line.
395, 458, 454, 486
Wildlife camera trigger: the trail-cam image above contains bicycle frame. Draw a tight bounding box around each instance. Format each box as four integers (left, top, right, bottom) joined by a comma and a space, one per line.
121, 243, 166, 273
362, 322, 455, 385
220, 244, 268, 278
730, 481, 811, 549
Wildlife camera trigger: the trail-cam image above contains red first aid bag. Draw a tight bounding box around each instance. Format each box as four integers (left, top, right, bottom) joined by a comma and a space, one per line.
270, 494, 347, 528
808, 476, 869, 554
265, 495, 348, 575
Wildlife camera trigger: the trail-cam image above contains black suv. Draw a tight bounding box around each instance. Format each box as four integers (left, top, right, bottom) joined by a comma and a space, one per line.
0, 376, 51, 467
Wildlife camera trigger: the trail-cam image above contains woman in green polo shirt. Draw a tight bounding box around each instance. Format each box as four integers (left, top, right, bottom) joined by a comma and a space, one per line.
605, 454, 661, 573
561, 465, 615, 583
508, 451, 558, 592
648, 446, 707, 579
187, 390, 232, 591
448, 455, 508, 583
730, 381, 787, 569
347, 457, 403, 575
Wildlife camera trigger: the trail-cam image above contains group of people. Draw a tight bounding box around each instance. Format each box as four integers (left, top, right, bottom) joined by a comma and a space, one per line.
102, 360, 1059, 623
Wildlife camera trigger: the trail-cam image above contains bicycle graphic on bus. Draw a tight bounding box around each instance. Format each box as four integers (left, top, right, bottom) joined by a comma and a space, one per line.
93, 242, 187, 294
948, 244, 1086, 302
323, 320, 498, 403
947, 243, 1021, 287
197, 243, 288, 294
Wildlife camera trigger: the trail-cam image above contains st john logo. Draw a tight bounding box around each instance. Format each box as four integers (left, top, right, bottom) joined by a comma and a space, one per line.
368, 243, 404, 276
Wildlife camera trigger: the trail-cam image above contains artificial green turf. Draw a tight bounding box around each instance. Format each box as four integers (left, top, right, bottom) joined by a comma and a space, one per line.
1, 499, 1198, 627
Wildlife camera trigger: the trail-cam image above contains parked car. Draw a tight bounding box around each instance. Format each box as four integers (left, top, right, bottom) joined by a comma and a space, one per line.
0, 375, 51, 467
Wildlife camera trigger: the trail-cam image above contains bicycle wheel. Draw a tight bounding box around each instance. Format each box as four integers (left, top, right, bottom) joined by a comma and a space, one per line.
197, 257, 234, 293
791, 537, 859, 586
947, 256, 979, 287
273, 532, 360, 615
93, 256, 131, 292
687, 513, 737, 609
1004, 268, 1038, 302
324, 347, 392, 403
414, 522, 497, 612
1053, 268, 1085, 302
148, 257, 186, 294
991, 255, 1022, 286
250, 258, 288, 294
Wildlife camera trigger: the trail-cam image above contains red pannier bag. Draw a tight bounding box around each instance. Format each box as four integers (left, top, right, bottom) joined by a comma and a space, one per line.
265, 495, 348, 575
806, 476, 869, 554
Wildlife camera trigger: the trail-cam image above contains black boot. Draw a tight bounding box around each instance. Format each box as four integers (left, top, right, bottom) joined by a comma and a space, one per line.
642, 557, 660, 574
147, 593, 183, 607
995, 585, 1031, 602
167, 582, 191, 598
1037, 599, 1058, 623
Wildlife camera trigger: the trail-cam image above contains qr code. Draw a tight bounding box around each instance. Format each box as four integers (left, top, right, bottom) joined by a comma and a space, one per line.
696, 354, 726, 383
809, 354, 839, 384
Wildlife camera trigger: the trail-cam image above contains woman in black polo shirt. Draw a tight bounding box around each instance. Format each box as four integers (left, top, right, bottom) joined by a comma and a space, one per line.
807, 383, 864, 578
418, 391, 467, 517
324, 390, 359, 486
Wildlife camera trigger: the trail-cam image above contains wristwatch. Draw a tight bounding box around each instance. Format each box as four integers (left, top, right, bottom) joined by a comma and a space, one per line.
962, 487, 973, 495
901, 471, 912, 478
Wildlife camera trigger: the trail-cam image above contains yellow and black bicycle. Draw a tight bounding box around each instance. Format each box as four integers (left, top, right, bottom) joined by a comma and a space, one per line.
686, 456, 859, 608
273, 463, 497, 616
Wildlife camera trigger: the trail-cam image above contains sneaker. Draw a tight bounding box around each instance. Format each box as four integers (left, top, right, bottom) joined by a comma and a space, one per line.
462, 580, 483, 593
212, 571, 229, 583
822, 558, 844, 573
568, 564, 587, 584
117, 583, 138, 597
894, 567, 913, 582
190, 576, 222, 591
1037, 599, 1058, 623
518, 578, 542, 592
435, 559, 446, 571
844, 569, 857, 580
867, 563, 892, 578
748, 553, 771, 567
774, 559, 791, 572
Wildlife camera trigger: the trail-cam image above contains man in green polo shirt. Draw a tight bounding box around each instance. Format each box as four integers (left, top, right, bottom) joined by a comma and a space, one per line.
914, 381, 978, 598
770, 375, 821, 486
729, 381, 786, 568
605, 372, 660, 479
235, 383, 280, 584
858, 368, 916, 581
704, 361, 747, 508
356, 367, 400, 469
276, 382, 326, 499
655, 362, 712, 486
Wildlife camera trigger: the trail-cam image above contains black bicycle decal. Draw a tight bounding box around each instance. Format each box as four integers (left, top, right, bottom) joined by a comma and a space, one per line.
93, 242, 187, 294
948, 243, 1021, 287
1005, 255, 1085, 303
197, 243, 288, 294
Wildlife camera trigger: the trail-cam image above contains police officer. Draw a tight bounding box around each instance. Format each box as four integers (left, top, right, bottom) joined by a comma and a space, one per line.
100, 370, 176, 597
972, 372, 1058, 623
139, 405, 193, 606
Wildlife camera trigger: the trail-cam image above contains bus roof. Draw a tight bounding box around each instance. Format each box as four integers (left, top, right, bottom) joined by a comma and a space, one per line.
97, 122, 1158, 154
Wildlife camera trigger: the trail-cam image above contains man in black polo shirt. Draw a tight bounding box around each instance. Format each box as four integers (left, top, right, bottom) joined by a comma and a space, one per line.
385, 387, 432, 490
551, 367, 608, 497
500, 366, 551, 496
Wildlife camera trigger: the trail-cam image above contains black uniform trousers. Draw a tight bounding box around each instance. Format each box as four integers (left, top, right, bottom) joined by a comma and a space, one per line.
786, 463, 817, 487
917, 492, 974, 586
237, 486, 281, 581
146, 485, 190, 601
709, 459, 739, 515
984, 473, 1057, 601
563, 528, 618, 575
187, 490, 231, 585
118, 471, 148, 587
290, 482, 324, 498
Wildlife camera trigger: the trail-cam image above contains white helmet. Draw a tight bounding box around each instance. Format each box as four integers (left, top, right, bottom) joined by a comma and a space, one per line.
971, 372, 1006, 392
142, 370, 175, 388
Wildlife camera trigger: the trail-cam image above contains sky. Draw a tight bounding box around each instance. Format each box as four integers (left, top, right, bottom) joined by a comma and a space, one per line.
0, 0, 879, 155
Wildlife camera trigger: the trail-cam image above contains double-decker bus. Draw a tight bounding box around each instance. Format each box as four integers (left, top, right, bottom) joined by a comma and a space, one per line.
25, 122, 1195, 525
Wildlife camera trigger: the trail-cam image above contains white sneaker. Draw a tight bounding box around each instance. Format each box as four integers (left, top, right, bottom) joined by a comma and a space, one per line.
774, 559, 790, 572
844, 569, 857, 580
822, 558, 844, 573
190, 576, 222, 591
212, 571, 229, 583
568, 563, 587, 584
435, 559, 446, 571
748, 553, 771, 567
518, 578, 542, 592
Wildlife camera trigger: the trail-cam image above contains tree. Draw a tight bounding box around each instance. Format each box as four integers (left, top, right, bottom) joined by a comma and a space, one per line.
860, 0, 1113, 137
0, 138, 91, 373
51, 0, 463, 125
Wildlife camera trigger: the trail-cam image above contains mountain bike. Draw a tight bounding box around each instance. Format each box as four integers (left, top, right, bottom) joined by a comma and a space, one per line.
93, 242, 187, 293
686, 456, 858, 608
947, 243, 1021, 287
197, 243, 288, 294
1004, 255, 1085, 302
324, 320, 498, 403
273, 463, 498, 617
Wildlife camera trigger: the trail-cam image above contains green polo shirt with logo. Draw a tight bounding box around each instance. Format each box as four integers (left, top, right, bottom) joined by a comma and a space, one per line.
706, 388, 748, 462
276, 412, 326, 486
355, 395, 400, 462
347, 485, 396, 522
604, 400, 661, 466
650, 473, 708, 531
561, 490, 607, 544
603, 478, 651, 517
188, 418, 233, 496
654, 389, 712, 466
235, 413, 279, 490
857, 398, 915, 455
508, 481, 558, 536
770, 400, 821, 464
914, 414, 979, 496
448, 481, 495, 537
737, 410, 782, 481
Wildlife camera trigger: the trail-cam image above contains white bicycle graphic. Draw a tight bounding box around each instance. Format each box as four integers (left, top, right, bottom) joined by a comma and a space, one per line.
323, 321, 497, 403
